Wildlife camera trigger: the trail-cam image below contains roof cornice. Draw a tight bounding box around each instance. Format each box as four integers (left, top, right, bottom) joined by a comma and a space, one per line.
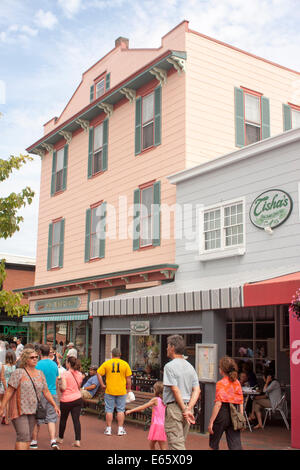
27, 50, 186, 156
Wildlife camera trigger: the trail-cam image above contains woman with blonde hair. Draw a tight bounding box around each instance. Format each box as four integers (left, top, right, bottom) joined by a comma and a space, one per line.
0, 348, 60, 450
208, 356, 244, 450
0, 351, 16, 424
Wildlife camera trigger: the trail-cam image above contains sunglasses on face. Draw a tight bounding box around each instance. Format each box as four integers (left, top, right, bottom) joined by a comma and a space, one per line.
29, 356, 39, 359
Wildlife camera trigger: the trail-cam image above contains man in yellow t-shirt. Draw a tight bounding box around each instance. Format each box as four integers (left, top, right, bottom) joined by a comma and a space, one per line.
97, 348, 132, 436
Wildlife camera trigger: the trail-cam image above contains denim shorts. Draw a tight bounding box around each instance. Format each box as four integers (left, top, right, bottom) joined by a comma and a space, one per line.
104, 393, 127, 413
37, 394, 58, 425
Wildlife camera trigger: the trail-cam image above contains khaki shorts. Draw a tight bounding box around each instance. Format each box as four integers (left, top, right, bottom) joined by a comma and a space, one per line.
12, 414, 36, 442
81, 389, 93, 400
164, 402, 190, 450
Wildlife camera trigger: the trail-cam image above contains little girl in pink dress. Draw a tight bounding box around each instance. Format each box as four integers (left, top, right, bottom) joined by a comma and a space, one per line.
126, 381, 167, 450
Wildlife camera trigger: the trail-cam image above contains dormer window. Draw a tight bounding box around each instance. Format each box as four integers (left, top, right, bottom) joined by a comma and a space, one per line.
90, 73, 111, 102
95, 78, 105, 99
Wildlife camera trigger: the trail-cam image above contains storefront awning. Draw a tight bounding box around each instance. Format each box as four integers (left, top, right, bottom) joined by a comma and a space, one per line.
22, 312, 89, 323
90, 278, 243, 317
244, 271, 300, 307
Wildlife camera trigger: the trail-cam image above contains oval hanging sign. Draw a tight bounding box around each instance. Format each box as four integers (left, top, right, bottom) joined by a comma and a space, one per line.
249, 189, 293, 229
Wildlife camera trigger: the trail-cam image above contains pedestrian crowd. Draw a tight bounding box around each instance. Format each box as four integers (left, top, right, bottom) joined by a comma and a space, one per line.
0, 335, 282, 451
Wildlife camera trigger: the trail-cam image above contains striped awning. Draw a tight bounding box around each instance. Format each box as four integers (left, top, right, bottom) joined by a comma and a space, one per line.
90, 280, 243, 317
22, 312, 89, 323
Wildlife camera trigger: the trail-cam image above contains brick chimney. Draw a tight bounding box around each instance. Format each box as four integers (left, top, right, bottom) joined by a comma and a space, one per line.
115, 37, 129, 49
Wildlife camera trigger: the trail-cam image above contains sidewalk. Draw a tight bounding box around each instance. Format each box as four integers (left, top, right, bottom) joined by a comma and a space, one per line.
0, 414, 293, 451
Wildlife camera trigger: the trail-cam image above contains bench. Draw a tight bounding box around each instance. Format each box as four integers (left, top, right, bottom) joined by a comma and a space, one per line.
125, 390, 154, 430
81, 389, 105, 418
81, 389, 154, 428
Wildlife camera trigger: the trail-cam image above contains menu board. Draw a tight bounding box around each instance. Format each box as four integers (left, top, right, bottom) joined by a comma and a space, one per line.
195, 343, 218, 383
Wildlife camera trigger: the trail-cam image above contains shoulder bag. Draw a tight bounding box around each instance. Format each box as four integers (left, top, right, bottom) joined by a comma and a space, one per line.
229, 403, 246, 431
24, 368, 47, 420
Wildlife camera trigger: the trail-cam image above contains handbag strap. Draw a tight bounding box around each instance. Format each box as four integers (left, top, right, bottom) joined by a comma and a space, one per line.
69, 370, 81, 391
24, 368, 41, 403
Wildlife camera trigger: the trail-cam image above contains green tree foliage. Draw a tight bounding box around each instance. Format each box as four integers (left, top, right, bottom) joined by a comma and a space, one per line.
0, 154, 35, 317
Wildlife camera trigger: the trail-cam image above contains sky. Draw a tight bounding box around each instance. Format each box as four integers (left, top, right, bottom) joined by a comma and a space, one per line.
1, 0, 300, 259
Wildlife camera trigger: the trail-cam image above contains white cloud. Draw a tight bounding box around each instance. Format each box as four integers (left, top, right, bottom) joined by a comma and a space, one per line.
20, 25, 38, 37
57, 0, 82, 18
34, 9, 58, 30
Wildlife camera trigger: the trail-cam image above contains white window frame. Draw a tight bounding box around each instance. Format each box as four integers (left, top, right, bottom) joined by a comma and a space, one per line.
198, 197, 246, 261
95, 78, 105, 99
244, 93, 261, 146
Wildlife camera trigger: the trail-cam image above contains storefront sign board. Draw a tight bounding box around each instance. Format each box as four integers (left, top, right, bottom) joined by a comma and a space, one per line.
130, 321, 150, 336
35, 296, 81, 313
249, 189, 292, 229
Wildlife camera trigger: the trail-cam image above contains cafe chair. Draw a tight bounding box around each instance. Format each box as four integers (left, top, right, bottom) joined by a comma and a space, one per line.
262, 394, 289, 430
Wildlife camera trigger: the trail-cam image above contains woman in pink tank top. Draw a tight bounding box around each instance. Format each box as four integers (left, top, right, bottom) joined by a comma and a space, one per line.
126, 381, 167, 450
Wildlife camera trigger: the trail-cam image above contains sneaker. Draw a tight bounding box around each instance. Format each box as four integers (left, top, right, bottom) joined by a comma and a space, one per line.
51, 441, 59, 450
117, 427, 127, 436
29, 441, 38, 449
104, 427, 112, 435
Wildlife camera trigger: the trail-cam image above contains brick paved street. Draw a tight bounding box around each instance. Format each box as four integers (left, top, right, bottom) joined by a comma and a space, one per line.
0, 413, 293, 451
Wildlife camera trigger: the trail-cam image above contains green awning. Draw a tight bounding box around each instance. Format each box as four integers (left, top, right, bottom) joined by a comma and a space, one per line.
22, 313, 89, 323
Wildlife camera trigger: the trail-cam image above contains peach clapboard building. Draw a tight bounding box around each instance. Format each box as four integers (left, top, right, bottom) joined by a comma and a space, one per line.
18, 20, 300, 366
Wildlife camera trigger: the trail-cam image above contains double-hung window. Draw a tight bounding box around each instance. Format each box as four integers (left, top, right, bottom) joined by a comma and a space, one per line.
244, 93, 261, 145
55, 148, 64, 192
235, 87, 270, 147
93, 123, 103, 174
140, 185, 154, 247
51, 145, 68, 196
47, 218, 65, 270
284, 103, 300, 130
142, 92, 155, 150
88, 120, 108, 178
200, 200, 245, 260
90, 73, 110, 102
292, 109, 300, 128
133, 181, 161, 250
85, 202, 106, 262
135, 86, 161, 155
95, 78, 105, 99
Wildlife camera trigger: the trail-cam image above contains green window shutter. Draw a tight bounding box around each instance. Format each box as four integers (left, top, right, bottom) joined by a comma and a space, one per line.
90, 85, 94, 103
85, 208, 91, 262
51, 151, 57, 196
102, 119, 108, 171
88, 127, 93, 179
234, 87, 245, 148
133, 189, 141, 251
135, 97, 142, 155
99, 202, 106, 259
62, 144, 68, 191
283, 104, 292, 131
152, 181, 161, 247
154, 86, 162, 146
47, 223, 53, 270
59, 218, 65, 268
105, 73, 111, 91
261, 96, 270, 140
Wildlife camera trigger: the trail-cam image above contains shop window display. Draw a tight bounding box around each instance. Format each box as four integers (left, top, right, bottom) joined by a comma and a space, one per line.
130, 335, 160, 378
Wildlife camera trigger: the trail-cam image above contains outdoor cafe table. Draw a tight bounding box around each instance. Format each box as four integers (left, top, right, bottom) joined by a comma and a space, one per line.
242, 387, 261, 432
